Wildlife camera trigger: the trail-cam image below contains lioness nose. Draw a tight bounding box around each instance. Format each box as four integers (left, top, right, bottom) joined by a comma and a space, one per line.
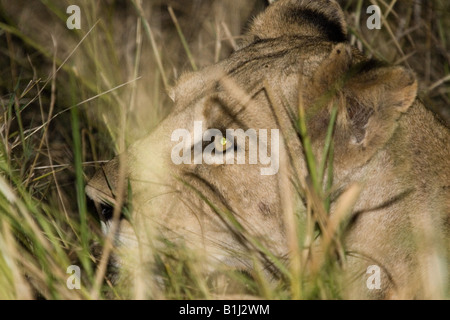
85, 158, 128, 223
96, 201, 121, 223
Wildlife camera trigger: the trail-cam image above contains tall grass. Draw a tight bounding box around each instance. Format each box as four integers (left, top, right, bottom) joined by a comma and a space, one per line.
0, 0, 448, 300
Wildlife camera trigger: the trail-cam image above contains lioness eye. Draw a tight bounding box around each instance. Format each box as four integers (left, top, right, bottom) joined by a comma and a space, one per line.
214, 135, 233, 152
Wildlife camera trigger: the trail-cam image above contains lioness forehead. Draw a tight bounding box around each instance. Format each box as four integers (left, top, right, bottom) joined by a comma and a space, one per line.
171, 37, 337, 109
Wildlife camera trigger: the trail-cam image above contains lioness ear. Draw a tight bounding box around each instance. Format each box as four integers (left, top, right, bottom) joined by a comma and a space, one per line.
334, 65, 417, 163
242, 0, 347, 46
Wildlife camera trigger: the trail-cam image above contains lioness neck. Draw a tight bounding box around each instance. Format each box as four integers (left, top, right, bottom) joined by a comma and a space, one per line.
342, 101, 449, 299
391, 101, 450, 207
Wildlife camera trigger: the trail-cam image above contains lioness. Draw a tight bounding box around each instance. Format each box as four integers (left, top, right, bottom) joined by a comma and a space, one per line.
86, 0, 449, 299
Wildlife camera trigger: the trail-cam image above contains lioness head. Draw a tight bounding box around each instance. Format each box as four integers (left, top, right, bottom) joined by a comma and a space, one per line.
86, 0, 449, 299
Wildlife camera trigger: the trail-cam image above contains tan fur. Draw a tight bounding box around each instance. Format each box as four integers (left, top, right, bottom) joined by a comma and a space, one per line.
86, 0, 449, 299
